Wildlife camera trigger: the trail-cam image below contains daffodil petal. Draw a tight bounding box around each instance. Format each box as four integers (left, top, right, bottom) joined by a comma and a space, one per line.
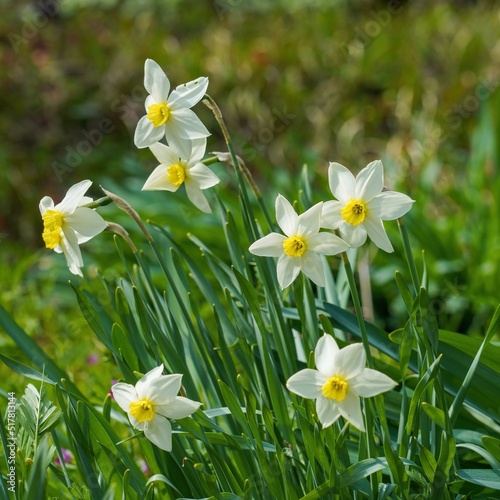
168, 77, 209, 109
135, 365, 165, 398
143, 165, 178, 192
275, 195, 298, 236
57, 180, 92, 214
188, 163, 220, 189
286, 369, 325, 399
144, 94, 156, 112
60, 227, 84, 276
143, 414, 172, 451
316, 396, 341, 428
332, 343, 366, 379
338, 392, 365, 431
297, 202, 322, 236
134, 115, 165, 149
170, 136, 193, 160
350, 368, 398, 397
170, 108, 211, 139
363, 216, 394, 253
354, 160, 383, 201
111, 383, 138, 413
146, 373, 183, 403
277, 254, 301, 289
133, 418, 144, 431
149, 142, 180, 165
156, 396, 202, 420
328, 162, 355, 204
189, 138, 208, 165
339, 223, 367, 248
66, 207, 107, 240
249, 233, 285, 257
144, 59, 170, 103
185, 184, 211, 213
39, 196, 54, 215
368, 191, 414, 220
320, 200, 344, 230
300, 252, 325, 287
307, 232, 349, 255
315, 334, 340, 377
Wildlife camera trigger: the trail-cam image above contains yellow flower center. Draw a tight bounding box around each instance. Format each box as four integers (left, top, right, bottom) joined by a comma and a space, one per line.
321, 375, 349, 401
129, 398, 156, 423
42, 209, 64, 249
167, 162, 187, 187
341, 199, 367, 226
283, 235, 307, 257
147, 102, 171, 127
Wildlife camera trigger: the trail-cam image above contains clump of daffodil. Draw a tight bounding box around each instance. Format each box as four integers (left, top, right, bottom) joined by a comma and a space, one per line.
112, 365, 201, 452
321, 160, 414, 252
39, 180, 107, 276
287, 334, 397, 431
143, 137, 220, 213
249, 195, 349, 289
134, 59, 210, 152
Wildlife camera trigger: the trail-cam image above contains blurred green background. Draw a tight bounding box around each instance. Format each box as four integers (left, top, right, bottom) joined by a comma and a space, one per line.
1, 0, 500, 394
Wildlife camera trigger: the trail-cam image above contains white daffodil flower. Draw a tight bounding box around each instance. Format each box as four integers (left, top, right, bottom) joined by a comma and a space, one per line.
39, 180, 107, 277
112, 365, 201, 452
249, 195, 349, 289
134, 59, 210, 151
321, 160, 414, 252
143, 137, 220, 213
287, 334, 397, 431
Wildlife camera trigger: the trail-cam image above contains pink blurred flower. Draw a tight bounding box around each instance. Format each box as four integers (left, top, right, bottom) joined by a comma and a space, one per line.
55, 448, 72, 466
86, 353, 99, 365
138, 459, 150, 476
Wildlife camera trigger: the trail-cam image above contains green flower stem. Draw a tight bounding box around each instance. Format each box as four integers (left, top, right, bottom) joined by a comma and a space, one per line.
202, 156, 220, 165
203, 94, 273, 231
398, 217, 420, 295
341, 252, 373, 368
81, 196, 112, 209
341, 251, 380, 491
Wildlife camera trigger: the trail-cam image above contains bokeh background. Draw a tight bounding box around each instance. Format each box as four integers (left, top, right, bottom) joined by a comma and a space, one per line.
1, 0, 500, 393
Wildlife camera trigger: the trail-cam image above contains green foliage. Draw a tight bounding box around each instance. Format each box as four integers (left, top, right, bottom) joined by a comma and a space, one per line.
1, 2, 500, 498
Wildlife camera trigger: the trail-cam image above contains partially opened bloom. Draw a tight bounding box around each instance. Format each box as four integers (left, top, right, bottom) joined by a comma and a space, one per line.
39, 180, 107, 276
143, 138, 220, 213
134, 59, 210, 151
321, 160, 414, 252
112, 365, 201, 452
249, 195, 349, 289
287, 334, 397, 431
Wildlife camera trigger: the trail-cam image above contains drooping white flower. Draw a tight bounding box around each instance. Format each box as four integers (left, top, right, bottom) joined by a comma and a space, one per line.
134, 59, 210, 151
249, 195, 349, 289
321, 161, 414, 252
112, 365, 201, 452
286, 334, 397, 431
143, 138, 220, 213
39, 180, 107, 276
